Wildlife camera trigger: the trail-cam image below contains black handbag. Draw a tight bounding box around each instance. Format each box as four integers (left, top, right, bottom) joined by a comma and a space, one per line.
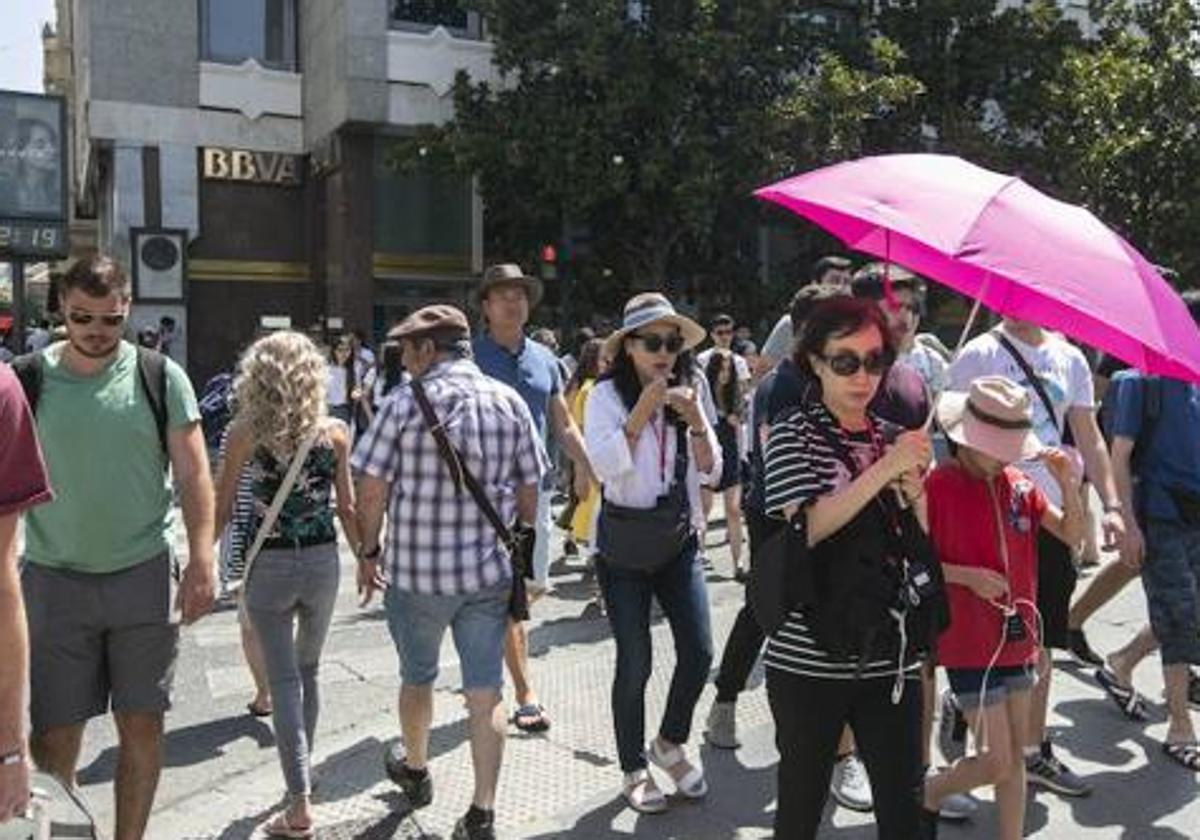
411, 379, 535, 621
598, 420, 694, 573
748, 511, 810, 635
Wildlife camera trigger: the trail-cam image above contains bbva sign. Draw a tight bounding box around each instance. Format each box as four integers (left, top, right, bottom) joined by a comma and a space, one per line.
202, 147, 302, 186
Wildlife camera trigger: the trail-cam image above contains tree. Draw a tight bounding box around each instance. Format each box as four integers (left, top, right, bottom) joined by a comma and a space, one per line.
1036, 0, 1200, 285
395, 0, 922, 304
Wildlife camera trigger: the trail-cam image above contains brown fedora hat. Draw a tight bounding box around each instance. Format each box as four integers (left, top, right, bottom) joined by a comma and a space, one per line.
478, 263, 544, 309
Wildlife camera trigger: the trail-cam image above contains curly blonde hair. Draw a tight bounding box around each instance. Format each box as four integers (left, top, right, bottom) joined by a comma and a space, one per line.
232, 330, 328, 461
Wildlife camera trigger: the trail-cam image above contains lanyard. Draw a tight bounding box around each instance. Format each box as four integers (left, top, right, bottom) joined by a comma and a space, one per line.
649, 415, 669, 484
985, 478, 1013, 607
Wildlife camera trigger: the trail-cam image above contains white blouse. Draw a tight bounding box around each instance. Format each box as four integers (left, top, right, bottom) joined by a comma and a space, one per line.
584, 378, 722, 522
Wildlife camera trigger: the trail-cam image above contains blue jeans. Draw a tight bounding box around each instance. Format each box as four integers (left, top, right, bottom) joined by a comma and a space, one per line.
1143, 519, 1200, 665
244, 543, 340, 796
597, 543, 713, 773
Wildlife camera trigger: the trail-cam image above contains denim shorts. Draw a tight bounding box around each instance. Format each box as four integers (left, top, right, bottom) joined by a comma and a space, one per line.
1143, 519, 1200, 666
384, 581, 510, 690
947, 665, 1036, 710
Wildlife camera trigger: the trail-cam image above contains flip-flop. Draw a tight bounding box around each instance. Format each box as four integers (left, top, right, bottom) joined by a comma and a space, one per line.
261, 811, 313, 838
1094, 667, 1147, 721
247, 701, 273, 718
512, 703, 550, 733
1162, 741, 1200, 771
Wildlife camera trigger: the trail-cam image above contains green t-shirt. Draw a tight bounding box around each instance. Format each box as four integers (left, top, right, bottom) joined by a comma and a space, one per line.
24, 341, 201, 573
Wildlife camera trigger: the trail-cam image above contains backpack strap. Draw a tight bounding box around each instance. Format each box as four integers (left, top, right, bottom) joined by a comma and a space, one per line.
11, 352, 43, 413
135, 346, 170, 461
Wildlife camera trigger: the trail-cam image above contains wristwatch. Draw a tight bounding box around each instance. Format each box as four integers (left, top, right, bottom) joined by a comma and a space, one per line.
358, 544, 382, 561
1103, 501, 1124, 514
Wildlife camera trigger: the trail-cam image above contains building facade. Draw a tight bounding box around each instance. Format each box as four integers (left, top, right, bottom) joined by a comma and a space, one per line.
56, 0, 493, 382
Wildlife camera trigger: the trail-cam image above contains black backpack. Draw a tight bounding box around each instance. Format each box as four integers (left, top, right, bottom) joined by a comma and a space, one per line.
12, 346, 170, 463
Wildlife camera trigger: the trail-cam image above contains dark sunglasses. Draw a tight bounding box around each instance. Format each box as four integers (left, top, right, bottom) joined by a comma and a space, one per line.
821, 349, 891, 377
67, 310, 126, 328
635, 333, 685, 354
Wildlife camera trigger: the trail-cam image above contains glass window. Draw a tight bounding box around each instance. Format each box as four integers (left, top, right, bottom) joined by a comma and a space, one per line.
390, 1, 482, 39
374, 141, 472, 260
201, 0, 298, 71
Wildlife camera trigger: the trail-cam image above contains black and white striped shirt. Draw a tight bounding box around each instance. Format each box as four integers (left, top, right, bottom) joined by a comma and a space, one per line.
763, 400, 920, 680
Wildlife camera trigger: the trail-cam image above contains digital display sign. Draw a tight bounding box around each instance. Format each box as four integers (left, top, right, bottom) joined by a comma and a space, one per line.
0, 90, 68, 259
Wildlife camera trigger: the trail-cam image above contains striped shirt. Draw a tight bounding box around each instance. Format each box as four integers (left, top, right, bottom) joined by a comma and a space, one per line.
763, 400, 920, 680
351, 358, 548, 595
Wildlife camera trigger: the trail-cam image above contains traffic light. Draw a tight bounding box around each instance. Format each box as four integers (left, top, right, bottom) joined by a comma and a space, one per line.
539, 243, 558, 280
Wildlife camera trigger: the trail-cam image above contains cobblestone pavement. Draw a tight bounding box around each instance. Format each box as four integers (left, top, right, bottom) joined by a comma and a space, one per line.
69, 510, 1199, 839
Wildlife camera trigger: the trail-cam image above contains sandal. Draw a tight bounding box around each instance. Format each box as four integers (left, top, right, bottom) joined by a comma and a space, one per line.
647, 739, 707, 798
261, 811, 313, 838
512, 703, 551, 733
1094, 667, 1147, 721
1163, 741, 1200, 771
622, 769, 667, 814
247, 701, 273, 718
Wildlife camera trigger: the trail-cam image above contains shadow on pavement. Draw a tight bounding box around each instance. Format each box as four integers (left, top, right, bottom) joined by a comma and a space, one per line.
79, 713, 275, 784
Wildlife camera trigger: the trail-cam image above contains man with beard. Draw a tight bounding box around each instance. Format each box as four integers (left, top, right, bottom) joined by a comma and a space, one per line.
14, 255, 214, 840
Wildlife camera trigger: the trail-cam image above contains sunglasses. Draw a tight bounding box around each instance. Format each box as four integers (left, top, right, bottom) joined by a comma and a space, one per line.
821, 349, 891, 377
67, 310, 126, 328
635, 333, 685, 354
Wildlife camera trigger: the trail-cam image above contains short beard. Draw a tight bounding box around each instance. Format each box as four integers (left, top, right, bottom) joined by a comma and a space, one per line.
68, 335, 121, 360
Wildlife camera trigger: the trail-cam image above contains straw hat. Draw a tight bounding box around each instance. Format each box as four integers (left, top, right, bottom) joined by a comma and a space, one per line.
937, 376, 1044, 464
603, 293, 706, 358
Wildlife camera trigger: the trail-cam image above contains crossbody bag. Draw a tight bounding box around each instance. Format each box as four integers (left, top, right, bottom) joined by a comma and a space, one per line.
994, 330, 1075, 448
410, 378, 535, 621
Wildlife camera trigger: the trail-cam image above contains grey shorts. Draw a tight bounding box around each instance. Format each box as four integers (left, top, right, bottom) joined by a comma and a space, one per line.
22, 552, 179, 733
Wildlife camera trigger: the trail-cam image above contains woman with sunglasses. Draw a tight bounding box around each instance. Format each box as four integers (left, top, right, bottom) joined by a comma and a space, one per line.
584, 293, 721, 814
763, 296, 935, 839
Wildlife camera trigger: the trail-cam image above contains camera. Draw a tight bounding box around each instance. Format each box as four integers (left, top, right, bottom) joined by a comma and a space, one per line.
1004, 611, 1027, 642
901, 561, 938, 609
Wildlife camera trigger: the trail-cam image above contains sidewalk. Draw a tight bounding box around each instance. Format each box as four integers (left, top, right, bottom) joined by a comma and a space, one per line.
145, 544, 1199, 840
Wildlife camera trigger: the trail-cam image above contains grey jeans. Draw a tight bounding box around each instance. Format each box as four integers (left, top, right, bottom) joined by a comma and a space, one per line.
244, 543, 341, 796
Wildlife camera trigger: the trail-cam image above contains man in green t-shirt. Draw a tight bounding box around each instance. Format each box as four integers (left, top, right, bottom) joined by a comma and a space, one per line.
20, 254, 215, 840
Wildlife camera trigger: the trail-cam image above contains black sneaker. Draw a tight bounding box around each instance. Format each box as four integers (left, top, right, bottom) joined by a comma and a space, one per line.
452, 808, 496, 840
384, 744, 433, 809
919, 806, 940, 840
1189, 670, 1200, 710
1026, 742, 1092, 797
1067, 628, 1104, 667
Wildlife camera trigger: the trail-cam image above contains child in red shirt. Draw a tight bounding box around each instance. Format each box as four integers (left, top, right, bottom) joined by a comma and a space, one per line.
921, 377, 1084, 840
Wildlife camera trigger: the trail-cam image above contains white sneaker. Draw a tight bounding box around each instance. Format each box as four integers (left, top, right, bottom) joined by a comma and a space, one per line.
704, 701, 740, 750
938, 791, 977, 821
830, 754, 873, 812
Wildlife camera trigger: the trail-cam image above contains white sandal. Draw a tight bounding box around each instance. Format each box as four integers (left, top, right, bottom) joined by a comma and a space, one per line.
623, 769, 668, 814
647, 739, 708, 798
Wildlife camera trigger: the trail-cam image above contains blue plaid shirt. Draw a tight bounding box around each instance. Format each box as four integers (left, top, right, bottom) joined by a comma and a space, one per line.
352, 358, 548, 595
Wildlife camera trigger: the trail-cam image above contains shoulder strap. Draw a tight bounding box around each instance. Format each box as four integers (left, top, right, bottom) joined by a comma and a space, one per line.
136, 347, 169, 458
238, 427, 321, 589
672, 420, 690, 485
410, 377, 515, 551
993, 331, 1064, 441
11, 352, 43, 414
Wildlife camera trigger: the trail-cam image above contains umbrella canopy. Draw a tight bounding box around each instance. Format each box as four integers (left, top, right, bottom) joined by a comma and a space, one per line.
755, 153, 1200, 383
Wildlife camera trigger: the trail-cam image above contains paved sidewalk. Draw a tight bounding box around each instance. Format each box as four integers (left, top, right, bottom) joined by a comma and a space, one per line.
138, 545, 1200, 840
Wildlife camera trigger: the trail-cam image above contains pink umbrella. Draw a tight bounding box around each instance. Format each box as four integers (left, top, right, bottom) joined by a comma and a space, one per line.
755, 153, 1200, 383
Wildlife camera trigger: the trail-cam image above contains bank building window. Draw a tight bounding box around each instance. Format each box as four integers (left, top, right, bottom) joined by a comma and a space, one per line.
390, 1, 483, 39
200, 0, 299, 71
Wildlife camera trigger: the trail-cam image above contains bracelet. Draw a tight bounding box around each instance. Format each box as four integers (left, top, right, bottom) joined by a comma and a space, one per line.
0, 748, 23, 767
358, 544, 382, 561
688, 426, 707, 438
1102, 502, 1124, 513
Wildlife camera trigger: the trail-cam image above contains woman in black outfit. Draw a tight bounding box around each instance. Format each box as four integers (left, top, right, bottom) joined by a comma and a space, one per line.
763, 297, 936, 839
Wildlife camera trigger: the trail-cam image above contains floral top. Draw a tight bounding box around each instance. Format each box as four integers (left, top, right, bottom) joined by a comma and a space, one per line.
247, 439, 338, 548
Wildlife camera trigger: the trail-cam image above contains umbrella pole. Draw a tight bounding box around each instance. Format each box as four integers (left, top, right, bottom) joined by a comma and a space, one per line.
922, 279, 989, 433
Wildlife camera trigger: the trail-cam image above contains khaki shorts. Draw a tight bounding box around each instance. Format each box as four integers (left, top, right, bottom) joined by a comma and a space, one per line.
22, 552, 179, 733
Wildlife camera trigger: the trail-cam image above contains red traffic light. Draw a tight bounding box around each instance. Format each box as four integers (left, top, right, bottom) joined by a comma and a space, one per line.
541, 244, 558, 264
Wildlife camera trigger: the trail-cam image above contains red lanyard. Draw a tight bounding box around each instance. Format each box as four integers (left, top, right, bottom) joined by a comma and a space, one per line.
649, 415, 668, 483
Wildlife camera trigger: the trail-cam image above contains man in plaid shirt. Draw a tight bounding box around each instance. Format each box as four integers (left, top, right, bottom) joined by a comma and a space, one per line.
353, 305, 547, 840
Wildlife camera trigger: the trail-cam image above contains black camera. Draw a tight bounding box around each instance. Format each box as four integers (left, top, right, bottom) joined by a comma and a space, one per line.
901, 562, 938, 609
1004, 611, 1027, 642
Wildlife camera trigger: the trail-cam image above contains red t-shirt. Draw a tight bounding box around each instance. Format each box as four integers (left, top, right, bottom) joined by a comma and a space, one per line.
928, 462, 1047, 669
0, 364, 53, 516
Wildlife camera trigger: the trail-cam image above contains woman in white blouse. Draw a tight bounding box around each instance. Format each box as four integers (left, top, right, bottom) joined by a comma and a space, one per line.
585, 293, 722, 814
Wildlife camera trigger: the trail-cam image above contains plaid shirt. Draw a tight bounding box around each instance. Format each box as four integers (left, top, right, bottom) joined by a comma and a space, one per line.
352, 358, 548, 595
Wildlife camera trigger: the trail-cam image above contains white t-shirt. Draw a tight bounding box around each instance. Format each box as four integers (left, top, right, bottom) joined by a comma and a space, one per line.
696, 347, 751, 384
947, 328, 1094, 505
327, 364, 349, 406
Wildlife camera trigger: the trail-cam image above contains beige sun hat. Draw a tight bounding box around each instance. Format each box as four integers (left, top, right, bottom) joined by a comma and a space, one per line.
603, 292, 707, 358
937, 376, 1044, 464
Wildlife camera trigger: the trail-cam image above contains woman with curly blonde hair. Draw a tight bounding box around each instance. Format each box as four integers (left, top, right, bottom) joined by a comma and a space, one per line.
214, 330, 362, 838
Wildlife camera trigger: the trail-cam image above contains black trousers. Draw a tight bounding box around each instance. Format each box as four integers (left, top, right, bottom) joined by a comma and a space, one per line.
766, 668, 924, 840
713, 507, 770, 702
